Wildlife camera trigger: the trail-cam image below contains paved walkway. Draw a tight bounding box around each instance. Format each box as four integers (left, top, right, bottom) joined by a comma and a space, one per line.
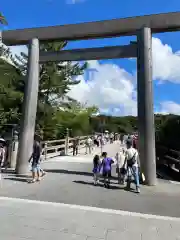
1, 142, 180, 239
1, 197, 180, 239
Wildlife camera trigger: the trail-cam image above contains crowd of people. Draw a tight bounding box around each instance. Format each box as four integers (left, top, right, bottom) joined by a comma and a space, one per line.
72, 132, 120, 156
29, 132, 142, 188
0, 131, 142, 193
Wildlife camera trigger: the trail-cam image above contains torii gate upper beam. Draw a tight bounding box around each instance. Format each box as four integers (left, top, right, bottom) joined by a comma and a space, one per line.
2, 11, 180, 45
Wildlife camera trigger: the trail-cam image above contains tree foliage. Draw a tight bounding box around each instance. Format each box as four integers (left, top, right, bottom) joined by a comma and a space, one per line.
0, 41, 99, 139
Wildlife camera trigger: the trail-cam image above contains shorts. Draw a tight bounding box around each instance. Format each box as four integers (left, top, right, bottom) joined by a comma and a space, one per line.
103, 170, 111, 178
32, 164, 40, 173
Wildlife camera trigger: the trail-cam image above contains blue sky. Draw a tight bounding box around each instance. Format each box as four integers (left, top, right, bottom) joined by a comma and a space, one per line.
1, 0, 180, 116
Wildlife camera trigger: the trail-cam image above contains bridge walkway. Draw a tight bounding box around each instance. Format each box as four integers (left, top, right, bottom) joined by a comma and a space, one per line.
0, 142, 180, 239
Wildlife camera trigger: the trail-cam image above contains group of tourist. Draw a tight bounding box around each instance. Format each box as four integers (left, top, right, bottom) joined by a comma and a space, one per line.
22, 132, 142, 192
92, 137, 141, 193
72, 133, 117, 156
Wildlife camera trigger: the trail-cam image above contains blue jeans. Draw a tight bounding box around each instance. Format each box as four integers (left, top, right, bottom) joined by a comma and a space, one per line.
32, 164, 40, 173
127, 165, 140, 188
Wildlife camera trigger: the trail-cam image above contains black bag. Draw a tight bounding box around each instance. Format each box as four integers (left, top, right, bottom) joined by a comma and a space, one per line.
120, 167, 127, 175
127, 153, 136, 167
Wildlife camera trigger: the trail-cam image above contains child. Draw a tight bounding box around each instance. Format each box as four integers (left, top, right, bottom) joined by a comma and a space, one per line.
101, 152, 114, 188
92, 155, 101, 185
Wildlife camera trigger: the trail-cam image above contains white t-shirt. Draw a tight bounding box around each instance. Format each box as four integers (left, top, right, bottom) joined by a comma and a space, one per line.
125, 147, 139, 167
86, 138, 92, 145
115, 151, 126, 169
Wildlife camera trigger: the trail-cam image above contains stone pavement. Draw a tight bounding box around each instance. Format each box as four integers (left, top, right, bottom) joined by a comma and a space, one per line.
1, 196, 180, 239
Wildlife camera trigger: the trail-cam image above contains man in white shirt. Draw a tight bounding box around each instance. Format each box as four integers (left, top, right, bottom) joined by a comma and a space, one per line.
85, 137, 92, 154
124, 139, 140, 193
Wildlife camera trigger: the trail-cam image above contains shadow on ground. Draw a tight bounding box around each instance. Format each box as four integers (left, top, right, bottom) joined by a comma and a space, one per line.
3, 177, 29, 183
73, 180, 125, 190
44, 169, 93, 176
44, 169, 118, 180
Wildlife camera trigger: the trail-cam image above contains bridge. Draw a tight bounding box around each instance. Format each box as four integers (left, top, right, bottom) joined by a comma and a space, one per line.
1, 138, 180, 239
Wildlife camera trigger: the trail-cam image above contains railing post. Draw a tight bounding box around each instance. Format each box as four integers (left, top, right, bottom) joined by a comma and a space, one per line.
137, 27, 156, 186
65, 128, 69, 155
44, 142, 47, 160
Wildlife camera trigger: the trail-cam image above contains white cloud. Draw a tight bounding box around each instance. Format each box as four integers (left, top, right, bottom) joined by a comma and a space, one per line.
68, 60, 137, 116
152, 38, 180, 83
68, 37, 180, 115
158, 101, 180, 115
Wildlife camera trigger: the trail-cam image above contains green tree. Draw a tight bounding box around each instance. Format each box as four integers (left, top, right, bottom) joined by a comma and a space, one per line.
0, 12, 8, 25
0, 59, 22, 133
11, 41, 87, 139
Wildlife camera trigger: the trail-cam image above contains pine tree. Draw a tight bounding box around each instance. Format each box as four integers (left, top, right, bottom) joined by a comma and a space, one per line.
0, 12, 8, 25
11, 41, 87, 139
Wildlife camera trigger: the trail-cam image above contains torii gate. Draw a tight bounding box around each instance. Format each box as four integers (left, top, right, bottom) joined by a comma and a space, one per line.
1, 11, 180, 185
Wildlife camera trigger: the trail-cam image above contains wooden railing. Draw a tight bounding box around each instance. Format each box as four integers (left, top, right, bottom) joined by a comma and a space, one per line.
156, 145, 180, 180
42, 135, 91, 160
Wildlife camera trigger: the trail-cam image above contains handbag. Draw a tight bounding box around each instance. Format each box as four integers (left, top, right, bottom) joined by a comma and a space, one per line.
120, 167, 127, 175
127, 152, 136, 167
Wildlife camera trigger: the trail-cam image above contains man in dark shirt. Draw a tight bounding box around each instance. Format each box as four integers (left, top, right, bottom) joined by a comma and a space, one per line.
29, 136, 42, 183
72, 137, 79, 156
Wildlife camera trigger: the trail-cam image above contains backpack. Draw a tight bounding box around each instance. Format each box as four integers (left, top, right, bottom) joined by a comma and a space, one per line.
127, 152, 136, 167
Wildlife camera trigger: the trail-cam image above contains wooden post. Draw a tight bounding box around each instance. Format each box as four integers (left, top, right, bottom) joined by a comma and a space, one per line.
65, 128, 69, 155
44, 142, 47, 160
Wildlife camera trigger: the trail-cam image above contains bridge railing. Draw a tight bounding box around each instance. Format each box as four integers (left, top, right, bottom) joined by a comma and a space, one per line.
156, 145, 180, 180
42, 135, 91, 160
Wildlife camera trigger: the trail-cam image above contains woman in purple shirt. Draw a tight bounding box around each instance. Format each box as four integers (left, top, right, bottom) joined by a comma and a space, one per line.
101, 152, 114, 188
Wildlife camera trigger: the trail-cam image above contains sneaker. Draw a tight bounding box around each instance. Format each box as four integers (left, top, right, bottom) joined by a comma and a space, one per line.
136, 187, 140, 194
29, 179, 36, 183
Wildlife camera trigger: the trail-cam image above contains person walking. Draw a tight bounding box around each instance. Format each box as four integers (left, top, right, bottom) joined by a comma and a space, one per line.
115, 148, 126, 184
101, 152, 114, 188
85, 137, 92, 154
0, 142, 5, 170
92, 155, 101, 185
109, 133, 114, 144
124, 139, 140, 193
29, 136, 42, 183
72, 137, 79, 156
120, 134, 124, 144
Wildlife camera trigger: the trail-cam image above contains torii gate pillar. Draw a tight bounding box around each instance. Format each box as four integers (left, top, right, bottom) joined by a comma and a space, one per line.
137, 27, 156, 186
16, 38, 39, 174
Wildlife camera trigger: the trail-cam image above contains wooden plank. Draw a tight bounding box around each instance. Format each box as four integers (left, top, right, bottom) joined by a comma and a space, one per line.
2, 12, 180, 45
39, 45, 136, 62
165, 155, 180, 163
46, 139, 65, 144
46, 144, 66, 151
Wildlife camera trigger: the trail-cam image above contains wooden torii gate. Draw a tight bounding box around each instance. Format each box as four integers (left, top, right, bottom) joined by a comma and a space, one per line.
1, 11, 180, 185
